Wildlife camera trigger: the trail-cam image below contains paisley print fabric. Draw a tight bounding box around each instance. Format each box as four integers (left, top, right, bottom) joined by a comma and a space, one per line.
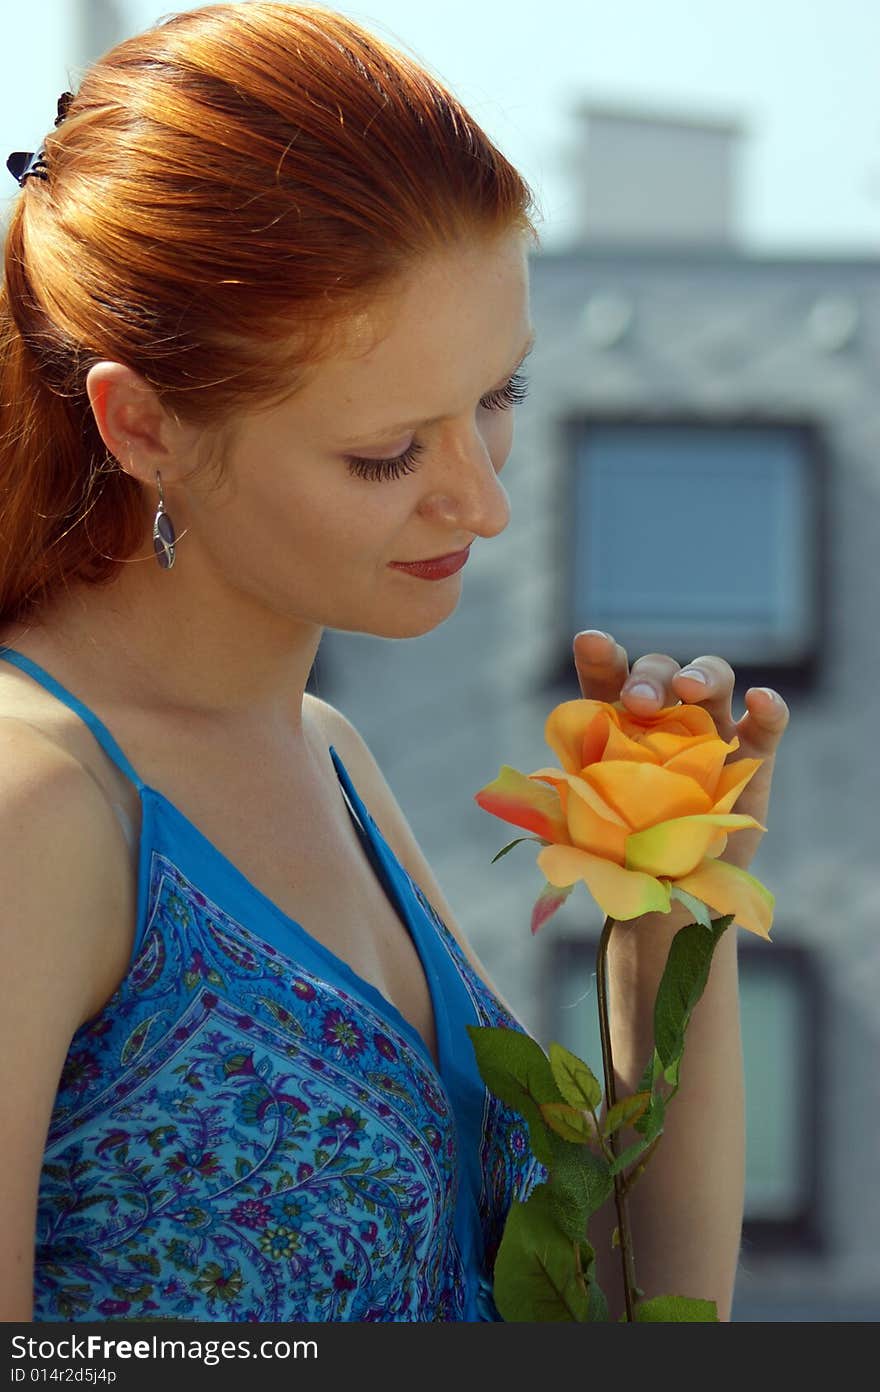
0, 645, 542, 1322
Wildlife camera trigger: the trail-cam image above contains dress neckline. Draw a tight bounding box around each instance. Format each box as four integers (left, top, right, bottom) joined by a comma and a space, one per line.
138, 751, 451, 1084
0, 642, 450, 1085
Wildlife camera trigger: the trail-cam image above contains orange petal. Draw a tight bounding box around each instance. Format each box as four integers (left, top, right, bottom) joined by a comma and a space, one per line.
566, 780, 630, 863
544, 700, 617, 773
584, 761, 712, 831
602, 721, 661, 764
674, 857, 775, 939
625, 813, 763, 878
663, 737, 739, 796
712, 757, 763, 813
705, 830, 728, 859
617, 702, 718, 742
530, 768, 629, 827
537, 843, 672, 921
639, 731, 702, 760
474, 765, 570, 844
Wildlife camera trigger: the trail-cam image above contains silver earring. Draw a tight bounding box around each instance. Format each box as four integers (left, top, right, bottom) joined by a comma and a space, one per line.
152, 470, 177, 569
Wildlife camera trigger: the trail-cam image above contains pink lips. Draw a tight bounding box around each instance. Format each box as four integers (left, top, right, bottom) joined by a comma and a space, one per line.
388, 545, 472, 580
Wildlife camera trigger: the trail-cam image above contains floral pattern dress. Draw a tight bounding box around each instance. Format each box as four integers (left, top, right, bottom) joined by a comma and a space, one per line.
0, 646, 544, 1322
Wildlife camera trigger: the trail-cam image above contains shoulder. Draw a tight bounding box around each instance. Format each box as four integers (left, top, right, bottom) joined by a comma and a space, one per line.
0, 716, 136, 1026
304, 694, 518, 1015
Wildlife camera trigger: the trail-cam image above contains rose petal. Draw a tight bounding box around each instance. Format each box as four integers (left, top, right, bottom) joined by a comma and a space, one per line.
530, 768, 629, 827
545, 700, 617, 773
537, 843, 672, 920
712, 757, 763, 813
602, 721, 661, 764
474, 765, 570, 844
673, 857, 775, 939
585, 761, 713, 831
663, 737, 740, 796
617, 702, 718, 741
625, 813, 763, 878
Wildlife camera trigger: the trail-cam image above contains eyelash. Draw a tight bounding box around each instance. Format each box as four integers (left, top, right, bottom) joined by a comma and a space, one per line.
345, 370, 530, 482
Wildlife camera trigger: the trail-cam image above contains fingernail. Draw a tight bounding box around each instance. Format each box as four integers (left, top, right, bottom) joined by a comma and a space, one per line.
626, 682, 658, 701
678, 666, 708, 684
577, 629, 612, 641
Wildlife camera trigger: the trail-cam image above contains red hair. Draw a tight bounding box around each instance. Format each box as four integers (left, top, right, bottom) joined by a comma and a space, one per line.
0, 1, 537, 624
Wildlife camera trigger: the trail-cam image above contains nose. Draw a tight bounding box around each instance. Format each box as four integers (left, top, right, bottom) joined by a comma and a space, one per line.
417, 428, 511, 540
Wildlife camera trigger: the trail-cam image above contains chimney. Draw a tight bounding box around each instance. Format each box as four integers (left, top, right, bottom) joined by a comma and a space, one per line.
572, 103, 745, 247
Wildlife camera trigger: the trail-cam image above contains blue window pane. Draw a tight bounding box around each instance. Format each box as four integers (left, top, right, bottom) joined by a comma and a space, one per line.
573, 424, 818, 664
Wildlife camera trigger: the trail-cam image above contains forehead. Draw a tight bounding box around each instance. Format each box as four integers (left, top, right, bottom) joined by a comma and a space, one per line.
309, 231, 531, 400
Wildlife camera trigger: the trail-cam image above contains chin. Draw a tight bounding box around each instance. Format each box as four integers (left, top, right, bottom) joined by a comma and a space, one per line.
334, 594, 461, 641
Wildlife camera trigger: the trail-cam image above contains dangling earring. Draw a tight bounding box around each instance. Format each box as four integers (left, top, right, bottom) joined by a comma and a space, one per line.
153, 470, 177, 569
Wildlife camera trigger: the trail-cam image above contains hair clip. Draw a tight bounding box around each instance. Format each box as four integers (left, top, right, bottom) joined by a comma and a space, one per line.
6, 90, 74, 187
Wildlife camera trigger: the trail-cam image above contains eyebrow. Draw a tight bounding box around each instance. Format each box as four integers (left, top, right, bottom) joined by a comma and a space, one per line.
341, 328, 537, 445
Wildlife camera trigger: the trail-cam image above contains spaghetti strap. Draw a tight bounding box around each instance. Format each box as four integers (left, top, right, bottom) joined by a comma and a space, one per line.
0, 645, 145, 793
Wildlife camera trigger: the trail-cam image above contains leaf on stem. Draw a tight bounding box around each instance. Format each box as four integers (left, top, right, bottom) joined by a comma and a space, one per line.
633, 1294, 719, 1322
490, 835, 546, 865
602, 1091, 650, 1138
493, 1184, 604, 1322
467, 1026, 563, 1166
549, 1043, 603, 1110
547, 1139, 614, 1238
669, 886, 713, 929
540, 1102, 598, 1145
653, 915, 734, 1079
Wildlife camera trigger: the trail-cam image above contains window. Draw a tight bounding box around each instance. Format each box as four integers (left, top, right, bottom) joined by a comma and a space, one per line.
542, 934, 823, 1251
557, 417, 825, 688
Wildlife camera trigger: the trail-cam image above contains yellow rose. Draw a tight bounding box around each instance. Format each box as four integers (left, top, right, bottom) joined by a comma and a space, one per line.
474, 698, 773, 939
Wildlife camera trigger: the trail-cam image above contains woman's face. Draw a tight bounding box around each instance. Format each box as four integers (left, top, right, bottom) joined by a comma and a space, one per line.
184, 227, 534, 639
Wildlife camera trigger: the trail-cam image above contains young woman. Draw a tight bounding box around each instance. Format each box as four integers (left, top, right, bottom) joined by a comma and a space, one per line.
0, 2, 788, 1322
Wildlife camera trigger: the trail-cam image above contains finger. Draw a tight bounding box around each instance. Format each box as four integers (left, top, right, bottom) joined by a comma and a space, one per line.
573, 630, 629, 704
735, 686, 790, 755
668, 654, 737, 728
619, 652, 682, 712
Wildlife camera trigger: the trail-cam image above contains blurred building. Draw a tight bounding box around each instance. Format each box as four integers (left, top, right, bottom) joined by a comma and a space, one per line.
326, 105, 880, 1321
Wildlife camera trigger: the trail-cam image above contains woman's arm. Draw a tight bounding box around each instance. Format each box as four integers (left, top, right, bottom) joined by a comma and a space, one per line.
0, 722, 137, 1321
589, 906, 745, 1319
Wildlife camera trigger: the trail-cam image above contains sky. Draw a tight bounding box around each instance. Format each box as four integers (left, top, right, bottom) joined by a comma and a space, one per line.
3, 0, 880, 254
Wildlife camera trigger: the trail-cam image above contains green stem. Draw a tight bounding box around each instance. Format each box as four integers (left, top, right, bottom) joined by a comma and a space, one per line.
596, 914, 638, 1322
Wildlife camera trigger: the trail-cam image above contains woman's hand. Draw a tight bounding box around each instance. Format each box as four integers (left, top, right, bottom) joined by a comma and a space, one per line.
572, 629, 790, 875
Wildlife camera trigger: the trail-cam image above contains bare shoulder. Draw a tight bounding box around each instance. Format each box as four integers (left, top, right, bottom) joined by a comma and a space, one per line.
0, 718, 137, 1318
0, 715, 136, 1025
305, 694, 519, 1017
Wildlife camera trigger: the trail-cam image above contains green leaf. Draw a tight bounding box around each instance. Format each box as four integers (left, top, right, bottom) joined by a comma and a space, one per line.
608, 1135, 652, 1177
634, 1294, 719, 1322
549, 1043, 603, 1110
669, 886, 713, 929
490, 835, 545, 864
492, 1185, 594, 1322
540, 1102, 596, 1145
653, 915, 733, 1071
546, 1140, 614, 1238
467, 1026, 563, 1166
603, 1091, 650, 1137
587, 1275, 610, 1322
634, 1081, 667, 1144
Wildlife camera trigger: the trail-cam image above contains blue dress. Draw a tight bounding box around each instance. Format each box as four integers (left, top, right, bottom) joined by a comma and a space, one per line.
0, 645, 543, 1322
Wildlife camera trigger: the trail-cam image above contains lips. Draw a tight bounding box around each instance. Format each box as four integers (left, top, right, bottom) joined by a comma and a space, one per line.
389, 545, 472, 580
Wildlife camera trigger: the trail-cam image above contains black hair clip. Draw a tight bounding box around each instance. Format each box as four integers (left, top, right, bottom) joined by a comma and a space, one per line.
6, 90, 74, 187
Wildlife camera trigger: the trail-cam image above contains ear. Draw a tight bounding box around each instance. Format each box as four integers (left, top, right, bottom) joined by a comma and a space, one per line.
85, 361, 186, 486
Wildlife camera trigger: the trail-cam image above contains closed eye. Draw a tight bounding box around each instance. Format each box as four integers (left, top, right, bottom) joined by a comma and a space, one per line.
345, 370, 530, 482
